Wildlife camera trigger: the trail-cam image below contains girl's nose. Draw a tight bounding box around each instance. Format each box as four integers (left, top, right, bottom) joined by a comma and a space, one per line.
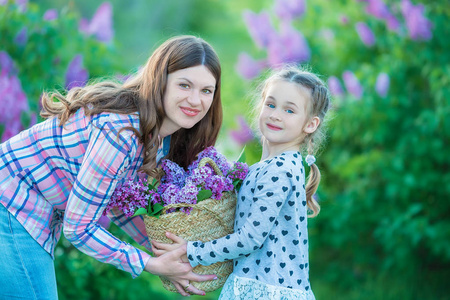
269, 111, 281, 121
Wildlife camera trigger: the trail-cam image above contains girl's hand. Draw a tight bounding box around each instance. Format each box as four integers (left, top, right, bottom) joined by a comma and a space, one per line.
144, 245, 216, 296
151, 232, 188, 263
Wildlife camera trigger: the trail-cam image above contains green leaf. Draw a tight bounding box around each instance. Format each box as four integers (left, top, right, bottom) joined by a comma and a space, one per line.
132, 207, 148, 217
237, 146, 246, 163
197, 189, 212, 202
148, 202, 164, 215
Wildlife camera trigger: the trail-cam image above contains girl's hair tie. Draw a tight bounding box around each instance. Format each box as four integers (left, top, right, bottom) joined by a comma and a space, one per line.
305, 155, 316, 166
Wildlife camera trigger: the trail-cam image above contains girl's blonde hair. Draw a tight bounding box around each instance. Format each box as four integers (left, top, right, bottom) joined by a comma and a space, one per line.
256, 65, 331, 217
41, 35, 222, 174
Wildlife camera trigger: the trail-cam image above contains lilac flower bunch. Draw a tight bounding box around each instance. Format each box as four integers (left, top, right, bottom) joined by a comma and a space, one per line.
103, 178, 160, 218
105, 147, 249, 218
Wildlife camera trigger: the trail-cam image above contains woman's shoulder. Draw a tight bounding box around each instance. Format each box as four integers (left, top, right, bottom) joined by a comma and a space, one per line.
90, 112, 140, 130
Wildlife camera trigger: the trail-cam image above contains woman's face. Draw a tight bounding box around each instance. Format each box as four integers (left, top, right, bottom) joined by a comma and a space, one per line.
160, 65, 216, 137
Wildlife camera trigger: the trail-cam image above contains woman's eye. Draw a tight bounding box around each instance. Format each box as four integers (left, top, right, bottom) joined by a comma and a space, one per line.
202, 89, 213, 94
179, 83, 189, 89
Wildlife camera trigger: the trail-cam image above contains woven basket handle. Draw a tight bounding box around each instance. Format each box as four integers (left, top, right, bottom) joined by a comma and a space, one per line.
198, 157, 223, 177
161, 200, 233, 233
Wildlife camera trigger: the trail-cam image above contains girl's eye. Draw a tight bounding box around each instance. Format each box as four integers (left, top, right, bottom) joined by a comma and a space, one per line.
286, 109, 294, 114
267, 103, 275, 108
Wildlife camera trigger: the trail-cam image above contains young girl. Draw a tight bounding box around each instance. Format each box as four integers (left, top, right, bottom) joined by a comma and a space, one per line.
152, 65, 331, 299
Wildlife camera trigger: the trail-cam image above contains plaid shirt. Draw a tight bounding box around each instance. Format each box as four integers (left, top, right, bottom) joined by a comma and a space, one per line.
0, 108, 170, 278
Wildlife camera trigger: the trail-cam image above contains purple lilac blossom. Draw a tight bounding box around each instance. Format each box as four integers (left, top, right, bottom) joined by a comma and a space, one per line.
103, 178, 150, 217
65, 55, 89, 90
160, 159, 186, 188
79, 2, 114, 43
0, 54, 29, 142
14, 27, 28, 46
227, 162, 249, 182
230, 115, 254, 146
0, 51, 16, 74
400, 0, 432, 41
204, 175, 233, 200
342, 71, 364, 100
274, 0, 306, 20
0, 0, 7, 5
375, 73, 390, 97
43, 9, 58, 21
385, 14, 400, 32
235, 52, 265, 80
365, 0, 390, 19
188, 146, 231, 176
327, 76, 344, 97
267, 22, 310, 67
243, 10, 277, 49
355, 22, 376, 47
279, 22, 311, 63
188, 166, 214, 186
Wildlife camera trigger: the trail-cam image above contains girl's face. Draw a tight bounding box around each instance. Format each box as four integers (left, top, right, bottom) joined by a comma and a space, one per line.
259, 80, 318, 153
161, 65, 216, 137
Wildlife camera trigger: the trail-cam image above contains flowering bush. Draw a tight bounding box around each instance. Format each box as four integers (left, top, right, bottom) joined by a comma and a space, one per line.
104, 146, 249, 218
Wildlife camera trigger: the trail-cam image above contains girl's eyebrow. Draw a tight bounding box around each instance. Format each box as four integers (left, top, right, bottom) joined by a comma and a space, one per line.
285, 101, 299, 108
267, 96, 299, 108
177, 77, 215, 89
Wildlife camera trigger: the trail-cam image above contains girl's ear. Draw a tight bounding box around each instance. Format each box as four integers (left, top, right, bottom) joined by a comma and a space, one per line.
304, 116, 320, 134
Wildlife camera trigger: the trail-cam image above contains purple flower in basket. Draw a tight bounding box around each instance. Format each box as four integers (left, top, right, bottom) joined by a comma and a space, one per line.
107, 146, 249, 217
160, 159, 186, 188
188, 166, 214, 186
188, 146, 231, 176
104, 178, 150, 217
228, 162, 249, 182
204, 175, 233, 200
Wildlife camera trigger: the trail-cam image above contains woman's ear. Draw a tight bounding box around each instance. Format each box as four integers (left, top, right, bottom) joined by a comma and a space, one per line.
304, 116, 320, 134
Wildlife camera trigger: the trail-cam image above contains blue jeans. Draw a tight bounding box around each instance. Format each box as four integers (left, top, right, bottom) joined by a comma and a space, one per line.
0, 203, 58, 299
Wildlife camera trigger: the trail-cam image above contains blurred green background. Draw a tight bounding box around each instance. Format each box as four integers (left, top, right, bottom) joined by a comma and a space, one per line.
1, 0, 449, 299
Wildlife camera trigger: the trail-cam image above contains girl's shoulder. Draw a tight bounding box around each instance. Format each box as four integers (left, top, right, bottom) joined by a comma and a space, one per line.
251, 151, 303, 180
261, 151, 303, 169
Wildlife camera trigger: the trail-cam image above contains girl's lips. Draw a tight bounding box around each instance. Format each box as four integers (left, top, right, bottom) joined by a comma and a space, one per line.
267, 123, 282, 131
180, 107, 200, 117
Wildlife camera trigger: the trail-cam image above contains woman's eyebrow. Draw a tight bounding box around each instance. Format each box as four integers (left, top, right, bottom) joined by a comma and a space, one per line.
177, 77, 215, 89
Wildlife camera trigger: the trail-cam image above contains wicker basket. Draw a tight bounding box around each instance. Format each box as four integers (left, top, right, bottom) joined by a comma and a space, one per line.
143, 158, 237, 293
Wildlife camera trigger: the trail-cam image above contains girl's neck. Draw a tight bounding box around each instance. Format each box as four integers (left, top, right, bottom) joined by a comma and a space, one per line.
260, 142, 301, 161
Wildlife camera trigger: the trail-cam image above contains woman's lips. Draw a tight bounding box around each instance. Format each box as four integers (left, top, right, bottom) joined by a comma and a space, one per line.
180, 107, 200, 117
266, 123, 282, 131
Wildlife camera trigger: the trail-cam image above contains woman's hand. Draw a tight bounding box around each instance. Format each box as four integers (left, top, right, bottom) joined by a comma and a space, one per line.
151, 232, 188, 262
144, 244, 216, 296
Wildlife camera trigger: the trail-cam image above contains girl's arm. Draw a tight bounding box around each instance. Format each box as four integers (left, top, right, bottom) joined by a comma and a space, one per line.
154, 158, 294, 267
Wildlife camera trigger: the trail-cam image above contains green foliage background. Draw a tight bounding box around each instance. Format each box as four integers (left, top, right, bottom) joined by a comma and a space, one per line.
1, 0, 449, 299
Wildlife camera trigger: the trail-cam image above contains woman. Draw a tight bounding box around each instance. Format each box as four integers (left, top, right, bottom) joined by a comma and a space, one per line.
0, 35, 222, 298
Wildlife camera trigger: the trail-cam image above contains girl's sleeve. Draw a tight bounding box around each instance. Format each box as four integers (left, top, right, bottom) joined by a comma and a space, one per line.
63, 120, 150, 278
187, 159, 293, 267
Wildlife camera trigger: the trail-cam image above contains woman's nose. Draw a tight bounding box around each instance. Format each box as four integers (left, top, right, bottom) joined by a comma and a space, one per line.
187, 90, 201, 106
